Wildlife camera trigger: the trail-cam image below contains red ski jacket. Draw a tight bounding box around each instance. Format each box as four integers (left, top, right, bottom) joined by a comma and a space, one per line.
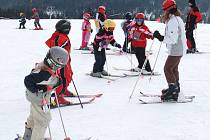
185, 8, 202, 30
45, 31, 73, 86
128, 23, 153, 48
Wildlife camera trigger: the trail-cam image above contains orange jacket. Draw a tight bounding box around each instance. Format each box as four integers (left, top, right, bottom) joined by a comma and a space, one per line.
45, 31, 72, 85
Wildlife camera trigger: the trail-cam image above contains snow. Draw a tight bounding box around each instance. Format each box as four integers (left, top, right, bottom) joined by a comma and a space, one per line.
0, 19, 210, 140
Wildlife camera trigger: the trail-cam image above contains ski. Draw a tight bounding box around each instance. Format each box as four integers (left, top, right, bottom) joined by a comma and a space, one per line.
113, 67, 161, 76
82, 51, 122, 55
139, 92, 195, 99
123, 71, 161, 76
50, 97, 95, 109
85, 73, 122, 81
15, 134, 51, 140
51, 93, 103, 98
138, 97, 194, 104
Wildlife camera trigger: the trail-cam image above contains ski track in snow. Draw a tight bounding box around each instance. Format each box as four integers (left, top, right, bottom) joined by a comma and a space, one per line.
0, 19, 210, 140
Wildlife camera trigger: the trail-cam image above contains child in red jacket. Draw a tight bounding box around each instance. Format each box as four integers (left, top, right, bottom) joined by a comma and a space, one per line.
128, 13, 154, 74
80, 12, 93, 50
45, 19, 73, 105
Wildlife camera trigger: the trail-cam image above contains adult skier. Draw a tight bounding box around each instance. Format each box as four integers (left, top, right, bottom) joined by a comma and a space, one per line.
91, 19, 121, 77
153, 0, 186, 101
45, 19, 73, 105
185, 0, 202, 53
128, 13, 154, 74
17, 47, 68, 140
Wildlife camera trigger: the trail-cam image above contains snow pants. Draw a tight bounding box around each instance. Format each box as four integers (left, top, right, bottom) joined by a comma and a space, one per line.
26, 103, 51, 140
164, 56, 182, 84
93, 45, 106, 73
34, 19, 41, 28
186, 30, 196, 49
134, 47, 152, 72
80, 31, 91, 49
19, 21, 26, 29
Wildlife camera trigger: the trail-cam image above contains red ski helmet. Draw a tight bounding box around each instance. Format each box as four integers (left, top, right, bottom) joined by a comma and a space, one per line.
83, 12, 91, 20
162, 0, 177, 12
135, 13, 145, 24
135, 13, 145, 19
32, 8, 37, 13
98, 6, 106, 14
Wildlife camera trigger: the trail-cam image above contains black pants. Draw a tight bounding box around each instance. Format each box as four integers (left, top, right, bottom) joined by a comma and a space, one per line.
134, 47, 151, 72
186, 30, 196, 49
19, 21, 26, 29
93, 45, 106, 73
34, 21, 41, 28
123, 37, 134, 53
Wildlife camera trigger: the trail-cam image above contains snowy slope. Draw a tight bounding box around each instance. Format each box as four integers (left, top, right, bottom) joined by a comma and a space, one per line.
0, 19, 210, 140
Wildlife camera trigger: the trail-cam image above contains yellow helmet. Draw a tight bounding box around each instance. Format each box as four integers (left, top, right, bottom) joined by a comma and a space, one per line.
104, 19, 116, 31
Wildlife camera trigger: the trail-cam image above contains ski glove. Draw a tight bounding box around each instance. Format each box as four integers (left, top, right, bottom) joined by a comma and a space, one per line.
114, 42, 122, 48
99, 41, 108, 48
153, 30, 164, 42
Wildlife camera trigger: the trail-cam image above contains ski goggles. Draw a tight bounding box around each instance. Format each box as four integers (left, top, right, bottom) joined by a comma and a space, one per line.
47, 58, 64, 70
135, 18, 144, 23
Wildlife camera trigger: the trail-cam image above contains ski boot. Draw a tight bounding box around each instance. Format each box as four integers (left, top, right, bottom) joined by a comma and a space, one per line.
90, 72, 102, 78
64, 89, 75, 97
162, 81, 180, 94
14, 134, 23, 140
101, 70, 110, 76
131, 67, 141, 72
161, 84, 179, 102
192, 48, 199, 53
55, 94, 71, 105
141, 69, 152, 75
17, 123, 32, 140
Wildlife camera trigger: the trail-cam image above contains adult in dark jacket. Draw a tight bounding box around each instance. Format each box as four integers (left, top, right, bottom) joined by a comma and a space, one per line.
185, 0, 202, 53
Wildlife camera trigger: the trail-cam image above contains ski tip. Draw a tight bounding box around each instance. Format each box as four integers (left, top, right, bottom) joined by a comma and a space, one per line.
95, 93, 103, 97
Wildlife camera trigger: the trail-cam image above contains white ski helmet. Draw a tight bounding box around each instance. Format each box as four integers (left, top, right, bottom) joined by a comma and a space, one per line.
44, 46, 69, 70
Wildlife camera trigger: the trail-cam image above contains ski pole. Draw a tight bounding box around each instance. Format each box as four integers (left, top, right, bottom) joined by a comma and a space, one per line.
128, 40, 155, 101
42, 94, 52, 140
54, 93, 71, 140
104, 48, 110, 76
149, 42, 162, 81
72, 79, 83, 108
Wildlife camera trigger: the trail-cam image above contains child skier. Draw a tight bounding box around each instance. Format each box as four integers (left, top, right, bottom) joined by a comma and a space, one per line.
18, 47, 68, 140
45, 19, 73, 105
79, 12, 93, 50
121, 12, 134, 53
185, 0, 202, 53
19, 12, 26, 29
95, 5, 107, 33
128, 13, 154, 74
31, 8, 43, 30
91, 19, 121, 77
153, 0, 186, 101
